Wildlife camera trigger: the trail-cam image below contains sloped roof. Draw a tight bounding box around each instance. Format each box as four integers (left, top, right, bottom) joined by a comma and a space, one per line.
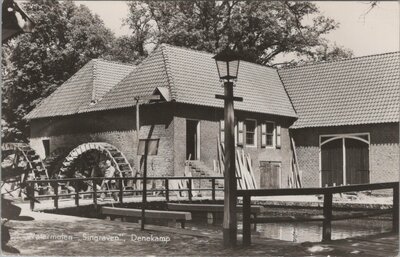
279, 52, 400, 128
90, 44, 297, 118
89, 46, 171, 111
25, 59, 135, 119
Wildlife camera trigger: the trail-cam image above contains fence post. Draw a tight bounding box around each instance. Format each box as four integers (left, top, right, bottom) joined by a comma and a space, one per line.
119, 178, 123, 204
393, 183, 399, 233
93, 179, 97, 209
243, 195, 251, 246
53, 181, 59, 209
322, 192, 333, 241
188, 178, 192, 202
27, 182, 35, 210
75, 183, 79, 207
165, 178, 169, 202
212, 178, 216, 201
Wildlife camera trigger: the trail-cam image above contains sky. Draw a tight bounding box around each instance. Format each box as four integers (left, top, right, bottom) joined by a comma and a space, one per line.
76, 1, 399, 62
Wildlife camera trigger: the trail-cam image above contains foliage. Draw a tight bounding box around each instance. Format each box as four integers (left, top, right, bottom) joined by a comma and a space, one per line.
2, 0, 115, 142
2, 0, 356, 142
103, 35, 147, 64
307, 42, 354, 62
124, 1, 353, 65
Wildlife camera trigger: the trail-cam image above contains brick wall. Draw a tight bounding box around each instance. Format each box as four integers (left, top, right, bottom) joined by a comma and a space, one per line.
291, 123, 399, 187
29, 102, 296, 185
30, 104, 175, 177
173, 103, 295, 188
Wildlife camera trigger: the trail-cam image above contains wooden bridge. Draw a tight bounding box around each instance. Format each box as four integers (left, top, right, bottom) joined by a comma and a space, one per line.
239, 181, 399, 245
25, 177, 399, 247
26, 176, 226, 210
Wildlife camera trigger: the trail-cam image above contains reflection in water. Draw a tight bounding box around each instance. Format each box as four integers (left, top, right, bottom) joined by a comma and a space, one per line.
256, 218, 391, 242
188, 217, 392, 243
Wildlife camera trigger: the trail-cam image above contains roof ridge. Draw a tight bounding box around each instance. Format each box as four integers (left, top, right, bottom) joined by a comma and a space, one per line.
90, 58, 136, 67
160, 43, 278, 72
160, 44, 178, 100
88, 46, 165, 108
91, 60, 97, 102
279, 51, 400, 70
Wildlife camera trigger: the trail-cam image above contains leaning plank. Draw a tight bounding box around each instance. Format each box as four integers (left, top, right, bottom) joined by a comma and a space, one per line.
237, 150, 249, 189
102, 207, 192, 220
246, 154, 257, 189
291, 137, 302, 188
235, 157, 243, 189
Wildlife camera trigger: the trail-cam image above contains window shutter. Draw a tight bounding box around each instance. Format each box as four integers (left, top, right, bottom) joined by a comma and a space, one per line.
220, 120, 225, 144
276, 125, 281, 149
237, 121, 244, 146
234, 119, 238, 146
261, 123, 267, 148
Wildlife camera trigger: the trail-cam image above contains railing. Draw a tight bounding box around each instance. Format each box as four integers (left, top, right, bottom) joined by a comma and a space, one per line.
238, 182, 399, 246
26, 176, 227, 210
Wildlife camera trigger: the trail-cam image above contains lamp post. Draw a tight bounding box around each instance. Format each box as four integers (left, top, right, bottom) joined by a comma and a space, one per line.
213, 48, 242, 248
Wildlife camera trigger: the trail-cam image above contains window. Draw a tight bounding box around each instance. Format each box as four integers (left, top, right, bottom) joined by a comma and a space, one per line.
245, 119, 257, 146
237, 121, 244, 146
266, 122, 274, 147
261, 122, 275, 148
219, 120, 224, 144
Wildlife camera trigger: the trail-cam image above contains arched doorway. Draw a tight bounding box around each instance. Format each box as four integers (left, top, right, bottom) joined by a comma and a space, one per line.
320, 134, 369, 187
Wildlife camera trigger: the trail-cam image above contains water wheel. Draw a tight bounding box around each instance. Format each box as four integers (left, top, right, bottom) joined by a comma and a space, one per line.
57, 142, 136, 189
1, 143, 50, 197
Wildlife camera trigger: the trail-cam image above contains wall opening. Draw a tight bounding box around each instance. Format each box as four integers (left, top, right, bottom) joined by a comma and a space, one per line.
42, 139, 50, 157
186, 120, 200, 160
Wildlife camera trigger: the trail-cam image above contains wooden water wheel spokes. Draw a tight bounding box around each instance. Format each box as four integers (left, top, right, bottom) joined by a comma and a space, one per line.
1, 143, 50, 197
58, 142, 135, 188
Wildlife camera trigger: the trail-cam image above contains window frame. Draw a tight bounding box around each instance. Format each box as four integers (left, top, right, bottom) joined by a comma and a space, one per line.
244, 119, 257, 147
264, 121, 275, 148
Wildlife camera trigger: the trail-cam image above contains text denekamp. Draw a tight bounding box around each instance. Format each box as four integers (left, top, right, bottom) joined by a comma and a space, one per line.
131, 234, 171, 243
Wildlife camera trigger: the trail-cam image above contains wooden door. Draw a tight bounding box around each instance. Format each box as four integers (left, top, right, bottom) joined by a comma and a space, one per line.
260, 161, 281, 189
321, 139, 343, 186
345, 138, 369, 184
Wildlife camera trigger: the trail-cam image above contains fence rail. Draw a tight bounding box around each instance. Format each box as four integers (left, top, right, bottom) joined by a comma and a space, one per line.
238, 182, 399, 246
26, 176, 228, 210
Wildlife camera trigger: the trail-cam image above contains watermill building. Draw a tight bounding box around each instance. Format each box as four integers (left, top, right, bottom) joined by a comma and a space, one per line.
25, 45, 399, 188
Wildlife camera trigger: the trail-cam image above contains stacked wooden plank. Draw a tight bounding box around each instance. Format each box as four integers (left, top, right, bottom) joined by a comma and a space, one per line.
215, 139, 257, 190
288, 137, 302, 188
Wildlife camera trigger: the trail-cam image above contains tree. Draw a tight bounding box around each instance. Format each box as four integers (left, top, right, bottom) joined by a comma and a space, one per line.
103, 35, 147, 64
306, 42, 354, 62
2, 0, 115, 142
124, 1, 353, 65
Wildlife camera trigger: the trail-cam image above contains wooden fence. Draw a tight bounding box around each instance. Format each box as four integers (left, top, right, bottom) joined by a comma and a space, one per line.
238, 182, 399, 246
26, 176, 227, 210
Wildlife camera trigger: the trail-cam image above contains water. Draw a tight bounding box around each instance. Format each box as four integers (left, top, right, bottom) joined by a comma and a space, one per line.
254, 218, 391, 242
44, 202, 392, 243
187, 217, 392, 243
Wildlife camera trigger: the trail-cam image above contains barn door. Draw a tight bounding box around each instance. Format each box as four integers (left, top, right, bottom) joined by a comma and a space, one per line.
260, 161, 281, 189
345, 138, 369, 184
321, 134, 370, 187
321, 139, 343, 186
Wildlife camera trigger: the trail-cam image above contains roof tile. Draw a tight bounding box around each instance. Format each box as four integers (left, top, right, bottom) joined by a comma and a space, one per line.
25, 59, 135, 119
279, 52, 400, 128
